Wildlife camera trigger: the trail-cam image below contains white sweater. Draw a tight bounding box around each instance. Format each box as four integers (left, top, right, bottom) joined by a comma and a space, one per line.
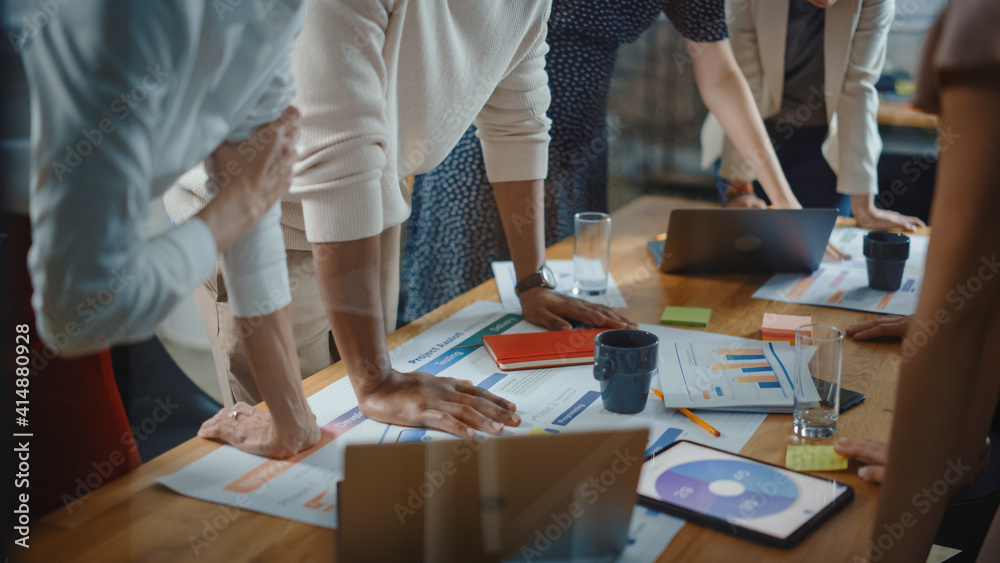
168, 0, 552, 249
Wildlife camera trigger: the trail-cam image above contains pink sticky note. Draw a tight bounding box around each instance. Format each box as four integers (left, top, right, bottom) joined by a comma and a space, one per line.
762, 313, 812, 333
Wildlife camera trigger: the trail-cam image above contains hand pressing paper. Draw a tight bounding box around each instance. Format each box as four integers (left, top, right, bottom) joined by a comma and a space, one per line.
785, 445, 848, 471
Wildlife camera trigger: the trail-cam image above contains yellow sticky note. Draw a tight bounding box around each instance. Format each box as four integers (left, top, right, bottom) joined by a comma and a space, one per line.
785, 445, 848, 471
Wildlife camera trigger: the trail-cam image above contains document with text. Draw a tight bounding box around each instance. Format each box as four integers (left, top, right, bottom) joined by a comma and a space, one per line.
158, 302, 768, 559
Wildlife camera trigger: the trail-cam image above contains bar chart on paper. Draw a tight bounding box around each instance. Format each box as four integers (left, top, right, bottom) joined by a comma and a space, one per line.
658, 341, 813, 412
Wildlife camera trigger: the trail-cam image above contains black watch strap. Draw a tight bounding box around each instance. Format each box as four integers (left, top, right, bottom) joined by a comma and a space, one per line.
515, 266, 556, 296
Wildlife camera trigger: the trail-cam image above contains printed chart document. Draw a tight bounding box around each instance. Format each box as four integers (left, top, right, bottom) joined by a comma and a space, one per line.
658, 340, 819, 412
753, 227, 929, 316
158, 302, 767, 560
492, 260, 628, 309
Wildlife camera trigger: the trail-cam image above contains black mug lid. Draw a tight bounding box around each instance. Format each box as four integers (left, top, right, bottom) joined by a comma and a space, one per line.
863, 231, 910, 260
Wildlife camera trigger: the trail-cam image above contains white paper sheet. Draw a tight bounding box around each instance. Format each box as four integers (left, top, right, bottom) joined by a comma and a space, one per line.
752, 227, 929, 316
157, 302, 767, 561
658, 339, 820, 413
492, 260, 628, 309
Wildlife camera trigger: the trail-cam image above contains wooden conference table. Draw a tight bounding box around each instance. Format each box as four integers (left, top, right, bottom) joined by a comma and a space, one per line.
29, 195, 928, 562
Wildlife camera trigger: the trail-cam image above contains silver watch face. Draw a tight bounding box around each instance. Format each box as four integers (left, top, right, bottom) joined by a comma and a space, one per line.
540, 266, 557, 289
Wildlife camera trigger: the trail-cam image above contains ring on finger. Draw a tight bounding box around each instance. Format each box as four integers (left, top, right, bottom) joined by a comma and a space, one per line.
228, 408, 240, 421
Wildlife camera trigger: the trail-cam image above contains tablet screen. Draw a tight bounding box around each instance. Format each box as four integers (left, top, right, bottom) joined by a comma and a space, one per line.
638, 441, 850, 541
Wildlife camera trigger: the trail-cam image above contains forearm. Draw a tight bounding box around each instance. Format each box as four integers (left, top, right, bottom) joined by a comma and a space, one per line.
691, 40, 800, 209
236, 307, 317, 448
869, 76, 1000, 561
311, 237, 391, 396
850, 194, 879, 218
493, 180, 546, 281
869, 291, 997, 561
195, 184, 271, 253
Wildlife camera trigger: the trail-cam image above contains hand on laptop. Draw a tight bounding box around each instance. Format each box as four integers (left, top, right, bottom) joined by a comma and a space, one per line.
847, 315, 911, 340
356, 370, 522, 438
518, 287, 635, 331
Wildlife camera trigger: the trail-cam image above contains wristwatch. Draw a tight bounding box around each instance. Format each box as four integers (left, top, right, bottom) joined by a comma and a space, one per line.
515, 265, 557, 296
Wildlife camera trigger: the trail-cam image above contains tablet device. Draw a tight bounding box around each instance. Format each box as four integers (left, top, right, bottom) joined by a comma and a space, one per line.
659, 208, 838, 274
637, 440, 853, 547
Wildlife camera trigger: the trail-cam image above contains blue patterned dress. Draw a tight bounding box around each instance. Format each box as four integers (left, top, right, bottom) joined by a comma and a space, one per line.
401, 0, 728, 323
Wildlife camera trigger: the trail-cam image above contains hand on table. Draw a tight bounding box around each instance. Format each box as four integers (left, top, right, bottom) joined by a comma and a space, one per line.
836, 436, 991, 487
725, 193, 768, 209
847, 315, 912, 340
833, 437, 889, 483
518, 287, 636, 331
723, 181, 767, 209
356, 370, 522, 438
851, 195, 925, 232
824, 242, 850, 261
198, 401, 320, 459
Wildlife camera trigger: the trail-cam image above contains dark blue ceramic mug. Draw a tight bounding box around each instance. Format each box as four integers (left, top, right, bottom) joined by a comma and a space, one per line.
593, 329, 659, 414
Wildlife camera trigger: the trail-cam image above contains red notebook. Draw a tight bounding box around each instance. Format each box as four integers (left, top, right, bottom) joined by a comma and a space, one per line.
482, 329, 610, 371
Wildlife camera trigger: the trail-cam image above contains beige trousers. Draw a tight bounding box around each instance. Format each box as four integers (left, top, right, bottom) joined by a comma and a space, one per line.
195, 226, 401, 406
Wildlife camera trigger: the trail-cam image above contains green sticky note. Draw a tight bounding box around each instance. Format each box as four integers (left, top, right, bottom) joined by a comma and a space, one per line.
660, 306, 712, 327
785, 445, 848, 471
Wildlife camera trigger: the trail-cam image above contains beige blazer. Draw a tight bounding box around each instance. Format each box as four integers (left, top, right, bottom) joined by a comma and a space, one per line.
701, 0, 892, 196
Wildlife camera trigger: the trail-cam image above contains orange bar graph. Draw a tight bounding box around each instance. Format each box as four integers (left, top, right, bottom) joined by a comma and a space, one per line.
828, 290, 845, 304
876, 292, 895, 310
786, 277, 816, 299
736, 375, 778, 384
711, 361, 770, 370
702, 390, 710, 400
224, 431, 336, 493
716, 348, 763, 356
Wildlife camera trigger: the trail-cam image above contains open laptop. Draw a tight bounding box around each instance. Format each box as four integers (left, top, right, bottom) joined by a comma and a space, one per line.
659, 208, 838, 274
337, 429, 648, 563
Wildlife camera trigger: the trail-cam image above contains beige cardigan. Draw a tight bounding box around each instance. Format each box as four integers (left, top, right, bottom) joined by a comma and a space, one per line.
701, 0, 892, 196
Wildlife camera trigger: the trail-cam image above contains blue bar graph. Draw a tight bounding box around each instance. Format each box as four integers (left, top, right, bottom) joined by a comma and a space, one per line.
645, 427, 684, 457
726, 354, 765, 361
715, 386, 723, 397
478, 372, 506, 390
741, 366, 773, 373
758, 381, 781, 389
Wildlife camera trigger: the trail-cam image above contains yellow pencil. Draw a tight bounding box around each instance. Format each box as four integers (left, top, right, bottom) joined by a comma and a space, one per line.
678, 408, 721, 437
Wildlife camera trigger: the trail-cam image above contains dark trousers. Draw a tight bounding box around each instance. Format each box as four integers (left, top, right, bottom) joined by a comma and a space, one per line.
714, 122, 852, 216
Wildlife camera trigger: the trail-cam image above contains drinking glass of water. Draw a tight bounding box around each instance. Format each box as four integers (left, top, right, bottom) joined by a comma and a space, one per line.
572, 212, 612, 297
793, 324, 844, 439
